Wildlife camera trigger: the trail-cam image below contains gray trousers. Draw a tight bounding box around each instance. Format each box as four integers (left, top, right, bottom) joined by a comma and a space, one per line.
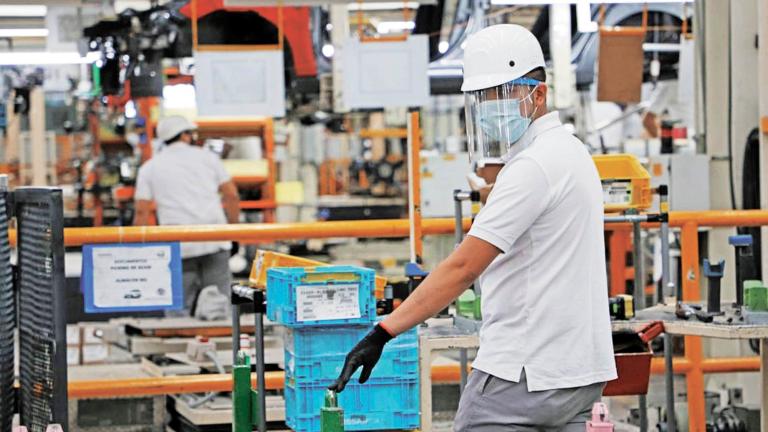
454, 369, 604, 432
167, 250, 232, 317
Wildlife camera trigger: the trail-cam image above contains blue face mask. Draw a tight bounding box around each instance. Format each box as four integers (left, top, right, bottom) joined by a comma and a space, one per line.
478, 97, 533, 145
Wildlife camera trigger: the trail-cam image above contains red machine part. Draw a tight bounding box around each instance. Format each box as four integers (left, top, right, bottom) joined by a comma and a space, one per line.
179, 2, 317, 78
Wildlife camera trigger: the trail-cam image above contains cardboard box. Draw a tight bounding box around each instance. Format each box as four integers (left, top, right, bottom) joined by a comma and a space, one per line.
82, 344, 109, 364
597, 30, 644, 103
66, 325, 81, 346
81, 325, 104, 344
67, 346, 81, 366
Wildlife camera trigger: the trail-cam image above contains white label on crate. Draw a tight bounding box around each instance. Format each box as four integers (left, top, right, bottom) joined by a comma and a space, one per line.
602, 180, 632, 205
295, 284, 361, 322
91, 245, 174, 308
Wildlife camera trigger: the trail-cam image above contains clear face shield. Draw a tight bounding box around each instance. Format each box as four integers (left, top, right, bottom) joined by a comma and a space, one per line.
464, 78, 541, 165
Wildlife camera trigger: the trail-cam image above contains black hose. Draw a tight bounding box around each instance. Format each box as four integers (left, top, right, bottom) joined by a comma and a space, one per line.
727, 4, 737, 210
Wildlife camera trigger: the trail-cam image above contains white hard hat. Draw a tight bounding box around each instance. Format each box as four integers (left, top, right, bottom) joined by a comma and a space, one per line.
461, 24, 546, 92
156, 115, 197, 143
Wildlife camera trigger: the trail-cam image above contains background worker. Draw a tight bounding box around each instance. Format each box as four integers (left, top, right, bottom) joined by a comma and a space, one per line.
330, 24, 616, 431
467, 161, 504, 204
133, 115, 240, 318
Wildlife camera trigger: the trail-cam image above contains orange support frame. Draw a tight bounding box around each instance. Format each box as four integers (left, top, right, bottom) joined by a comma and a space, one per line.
195, 117, 277, 223
67, 355, 761, 399
609, 228, 632, 297
681, 221, 705, 431
135, 97, 158, 162
6, 209, 768, 424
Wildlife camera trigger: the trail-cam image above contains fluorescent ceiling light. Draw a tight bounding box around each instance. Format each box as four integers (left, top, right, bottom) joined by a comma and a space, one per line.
376, 20, 415, 34
348, 2, 420, 10
321, 43, 335, 58
428, 67, 463, 77
0, 29, 49, 38
491, 0, 692, 4
0, 5, 47, 17
0, 51, 100, 66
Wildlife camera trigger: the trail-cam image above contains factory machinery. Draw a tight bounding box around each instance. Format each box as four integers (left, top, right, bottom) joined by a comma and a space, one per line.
3, 152, 768, 432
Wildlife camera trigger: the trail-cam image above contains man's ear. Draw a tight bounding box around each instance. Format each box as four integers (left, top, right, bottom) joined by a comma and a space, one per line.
535, 85, 547, 108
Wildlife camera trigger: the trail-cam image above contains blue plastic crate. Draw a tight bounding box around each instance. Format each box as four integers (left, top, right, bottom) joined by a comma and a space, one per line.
284, 324, 418, 358
284, 324, 418, 381
285, 377, 420, 432
266, 266, 376, 327
285, 346, 418, 382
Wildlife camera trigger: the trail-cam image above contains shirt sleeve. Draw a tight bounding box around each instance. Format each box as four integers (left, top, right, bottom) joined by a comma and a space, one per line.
133, 163, 153, 201
210, 154, 231, 186
467, 157, 551, 253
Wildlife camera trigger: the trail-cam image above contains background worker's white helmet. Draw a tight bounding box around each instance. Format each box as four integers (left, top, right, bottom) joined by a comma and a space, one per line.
462, 25, 546, 164
157, 115, 197, 143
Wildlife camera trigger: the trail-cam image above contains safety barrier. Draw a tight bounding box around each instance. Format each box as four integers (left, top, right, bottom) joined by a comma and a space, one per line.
6, 210, 768, 432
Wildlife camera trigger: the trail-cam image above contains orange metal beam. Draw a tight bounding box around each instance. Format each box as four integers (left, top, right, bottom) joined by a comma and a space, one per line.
69, 372, 285, 399
359, 128, 408, 139
68, 356, 761, 399
8, 210, 768, 248
669, 210, 768, 227
7, 218, 471, 247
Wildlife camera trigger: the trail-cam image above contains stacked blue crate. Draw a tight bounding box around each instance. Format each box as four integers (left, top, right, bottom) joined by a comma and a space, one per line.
266, 265, 420, 432
284, 325, 418, 381
267, 266, 377, 327
284, 376, 420, 432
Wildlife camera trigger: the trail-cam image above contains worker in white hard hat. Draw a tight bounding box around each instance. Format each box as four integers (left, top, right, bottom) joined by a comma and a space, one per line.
330, 24, 616, 431
133, 115, 240, 318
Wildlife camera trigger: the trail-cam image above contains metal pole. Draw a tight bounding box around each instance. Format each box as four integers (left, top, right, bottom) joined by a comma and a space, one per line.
254, 306, 267, 432
659, 185, 671, 304
231, 303, 241, 365
658, 186, 676, 432
633, 220, 646, 310
459, 349, 468, 395
660, 222, 671, 304
632, 219, 647, 432
453, 190, 470, 390
453, 190, 464, 247
664, 334, 677, 432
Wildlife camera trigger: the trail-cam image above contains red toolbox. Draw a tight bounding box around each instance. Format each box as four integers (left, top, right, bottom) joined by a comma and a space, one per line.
603, 321, 664, 396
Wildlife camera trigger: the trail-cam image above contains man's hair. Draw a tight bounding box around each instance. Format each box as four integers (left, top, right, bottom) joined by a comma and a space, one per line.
165, 131, 186, 145
165, 130, 192, 144
524, 67, 546, 83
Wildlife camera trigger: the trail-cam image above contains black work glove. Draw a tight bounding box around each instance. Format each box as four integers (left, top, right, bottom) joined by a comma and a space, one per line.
328, 324, 394, 392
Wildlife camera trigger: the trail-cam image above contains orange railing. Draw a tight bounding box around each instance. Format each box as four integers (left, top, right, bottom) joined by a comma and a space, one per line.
608, 210, 768, 432
7, 210, 767, 431
68, 355, 760, 399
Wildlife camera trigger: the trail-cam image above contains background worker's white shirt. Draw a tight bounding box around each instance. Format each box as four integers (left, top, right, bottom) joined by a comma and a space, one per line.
134, 142, 232, 258
467, 111, 617, 392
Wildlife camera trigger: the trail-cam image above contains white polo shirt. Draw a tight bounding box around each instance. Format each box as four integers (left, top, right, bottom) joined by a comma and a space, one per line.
468, 111, 617, 392
134, 142, 231, 258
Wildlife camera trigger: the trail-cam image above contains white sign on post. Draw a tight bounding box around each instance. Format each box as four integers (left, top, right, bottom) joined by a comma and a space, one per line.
195, 50, 286, 117
82, 243, 183, 312
342, 35, 430, 109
